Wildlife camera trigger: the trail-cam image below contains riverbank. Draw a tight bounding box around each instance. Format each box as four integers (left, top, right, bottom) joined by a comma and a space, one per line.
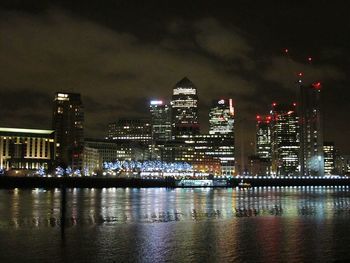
0, 176, 350, 188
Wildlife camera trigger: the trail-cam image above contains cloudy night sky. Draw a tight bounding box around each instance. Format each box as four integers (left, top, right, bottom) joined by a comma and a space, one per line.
1, 0, 350, 158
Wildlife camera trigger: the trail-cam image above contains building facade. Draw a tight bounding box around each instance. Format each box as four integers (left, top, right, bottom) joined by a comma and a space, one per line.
254, 115, 272, 175
256, 115, 272, 160
323, 142, 335, 175
209, 99, 235, 135
208, 99, 235, 174
299, 82, 324, 176
0, 127, 55, 174
161, 134, 235, 175
171, 77, 200, 138
82, 146, 101, 175
52, 92, 84, 170
270, 103, 299, 176
85, 138, 149, 163
107, 119, 152, 145
149, 100, 171, 142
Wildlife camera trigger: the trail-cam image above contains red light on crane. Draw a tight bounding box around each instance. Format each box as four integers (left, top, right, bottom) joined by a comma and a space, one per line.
298, 72, 303, 77
312, 82, 321, 90
272, 102, 277, 107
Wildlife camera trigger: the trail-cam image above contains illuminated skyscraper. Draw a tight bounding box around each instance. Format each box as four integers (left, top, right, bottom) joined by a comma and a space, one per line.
249, 115, 273, 176
323, 142, 335, 175
209, 99, 235, 135
256, 115, 272, 160
208, 99, 235, 174
171, 77, 199, 137
149, 100, 171, 141
270, 103, 299, 176
52, 92, 84, 169
299, 82, 324, 176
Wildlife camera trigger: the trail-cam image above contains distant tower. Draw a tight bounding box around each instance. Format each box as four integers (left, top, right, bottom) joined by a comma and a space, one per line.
256, 115, 272, 160
323, 142, 335, 175
171, 77, 199, 138
209, 99, 235, 135
270, 103, 299, 176
52, 92, 84, 170
149, 100, 172, 141
299, 82, 324, 176
209, 99, 235, 175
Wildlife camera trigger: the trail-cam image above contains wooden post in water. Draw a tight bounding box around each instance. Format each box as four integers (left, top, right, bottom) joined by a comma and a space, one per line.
60, 183, 67, 240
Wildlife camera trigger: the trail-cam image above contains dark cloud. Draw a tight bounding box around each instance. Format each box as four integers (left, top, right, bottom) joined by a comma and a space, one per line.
0, 89, 51, 129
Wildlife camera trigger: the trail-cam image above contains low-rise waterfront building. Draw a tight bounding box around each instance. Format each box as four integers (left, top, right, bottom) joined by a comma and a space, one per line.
0, 127, 55, 175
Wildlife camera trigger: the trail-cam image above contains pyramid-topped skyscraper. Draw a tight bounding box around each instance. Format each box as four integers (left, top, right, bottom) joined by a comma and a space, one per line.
171, 77, 200, 138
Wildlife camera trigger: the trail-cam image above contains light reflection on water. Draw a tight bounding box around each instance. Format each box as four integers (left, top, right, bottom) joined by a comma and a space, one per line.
0, 187, 350, 262
1, 186, 350, 227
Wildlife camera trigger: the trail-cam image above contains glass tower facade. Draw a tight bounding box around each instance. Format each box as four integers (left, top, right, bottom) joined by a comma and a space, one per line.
209, 99, 235, 135
149, 100, 171, 142
208, 99, 235, 175
256, 115, 272, 160
171, 77, 199, 138
323, 142, 335, 175
270, 103, 299, 176
52, 92, 84, 170
299, 82, 324, 176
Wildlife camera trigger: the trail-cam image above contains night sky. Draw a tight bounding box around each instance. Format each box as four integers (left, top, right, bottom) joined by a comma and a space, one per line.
1, 0, 349, 158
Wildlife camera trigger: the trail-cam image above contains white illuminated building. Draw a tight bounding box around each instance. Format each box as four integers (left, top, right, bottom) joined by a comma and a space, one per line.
0, 127, 55, 173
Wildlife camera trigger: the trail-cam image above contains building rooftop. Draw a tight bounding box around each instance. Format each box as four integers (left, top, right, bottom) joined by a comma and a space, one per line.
0, 127, 54, 135
175, 77, 194, 88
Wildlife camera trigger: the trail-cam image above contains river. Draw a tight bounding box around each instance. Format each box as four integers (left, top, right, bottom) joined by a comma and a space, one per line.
0, 186, 349, 262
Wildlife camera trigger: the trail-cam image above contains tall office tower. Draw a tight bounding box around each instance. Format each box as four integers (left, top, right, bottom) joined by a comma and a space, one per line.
208, 99, 235, 174
299, 82, 324, 176
256, 115, 272, 160
149, 100, 172, 141
171, 77, 199, 138
52, 92, 84, 170
209, 99, 235, 135
107, 119, 152, 145
270, 103, 299, 176
323, 142, 335, 175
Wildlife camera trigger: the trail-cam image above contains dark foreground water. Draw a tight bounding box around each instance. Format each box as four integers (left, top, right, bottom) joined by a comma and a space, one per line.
1, 187, 350, 262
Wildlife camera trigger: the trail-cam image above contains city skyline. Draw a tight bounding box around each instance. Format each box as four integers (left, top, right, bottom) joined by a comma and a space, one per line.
0, 1, 349, 159
1, 3, 350, 263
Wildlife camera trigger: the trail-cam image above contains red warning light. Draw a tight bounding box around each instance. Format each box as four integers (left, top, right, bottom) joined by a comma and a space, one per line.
272, 102, 277, 107
293, 102, 297, 106
312, 82, 322, 90
284, 48, 289, 53
256, 115, 261, 119
308, 57, 312, 62
298, 72, 303, 77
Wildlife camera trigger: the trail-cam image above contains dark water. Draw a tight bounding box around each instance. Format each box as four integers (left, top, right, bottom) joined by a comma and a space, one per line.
1, 186, 350, 262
